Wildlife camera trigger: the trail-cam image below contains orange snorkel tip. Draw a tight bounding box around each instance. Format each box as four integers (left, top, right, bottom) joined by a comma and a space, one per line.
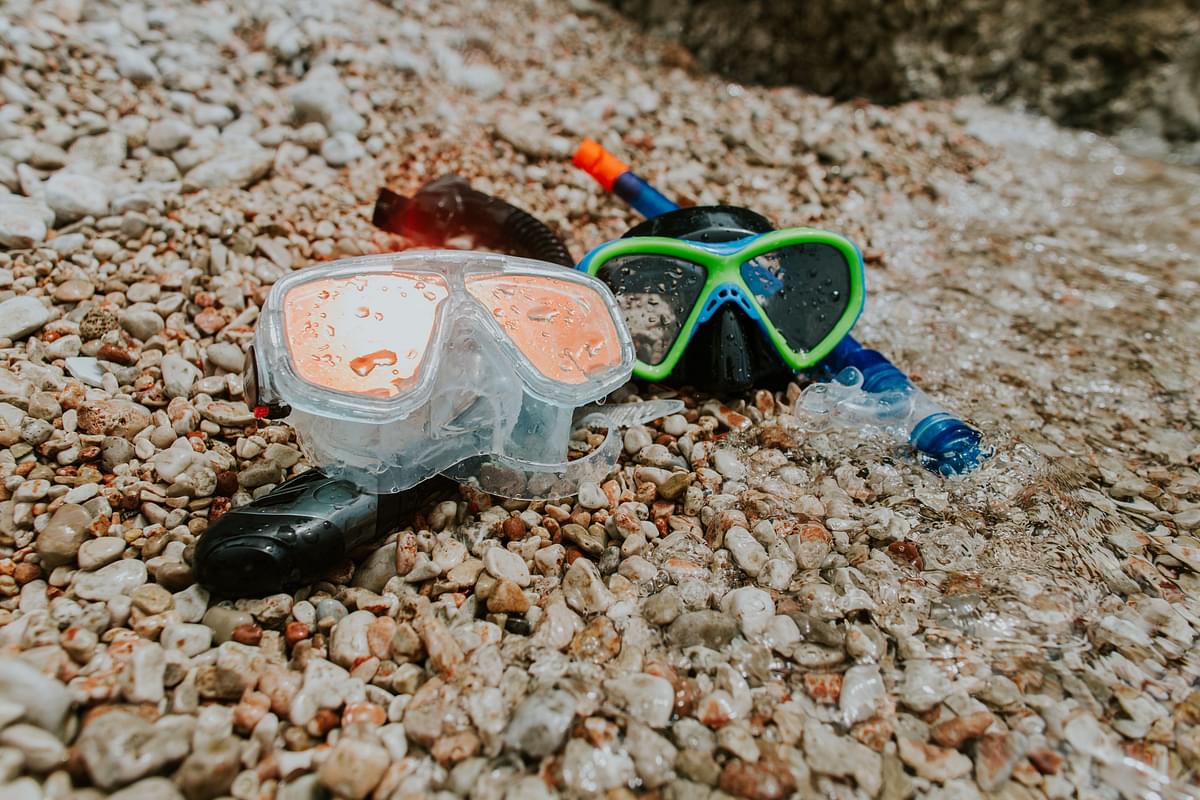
573, 139, 630, 193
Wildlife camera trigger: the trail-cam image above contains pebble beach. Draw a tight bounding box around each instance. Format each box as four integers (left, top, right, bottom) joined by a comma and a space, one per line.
0, 0, 1198, 798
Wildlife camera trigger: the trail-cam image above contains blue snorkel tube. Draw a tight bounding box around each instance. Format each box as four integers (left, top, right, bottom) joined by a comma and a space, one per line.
574, 141, 988, 476
819, 337, 988, 475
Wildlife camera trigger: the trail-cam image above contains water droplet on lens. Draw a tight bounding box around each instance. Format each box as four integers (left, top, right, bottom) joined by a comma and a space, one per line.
349, 348, 398, 377
528, 305, 559, 322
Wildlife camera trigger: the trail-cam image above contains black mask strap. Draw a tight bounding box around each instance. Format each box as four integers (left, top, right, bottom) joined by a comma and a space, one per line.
622, 205, 775, 243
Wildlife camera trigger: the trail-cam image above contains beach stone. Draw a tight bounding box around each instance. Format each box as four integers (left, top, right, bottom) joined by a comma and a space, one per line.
161, 623, 213, 657
321, 132, 365, 166
643, 587, 683, 626
36, 503, 91, 567
77, 400, 152, 438
974, 732, 1028, 791
604, 674, 675, 728
174, 737, 239, 800
487, 579, 530, 613
898, 737, 973, 783
0, 656, 70, 732
318, 738, 388, 799
316, 598, 348, 624
562, 558, 615, 615
351, 542, 398, 592
100, 437, 136, 471
840, 664, 887, 726
13, 479, 49, 502
0, 777, 40, 800
899, 660, 954, 711
119, 306, 165, 341
560, 738, 636, 795
147, 119, 193, 153
505, 689, 577, 757
202, 401, 255, 426
803, 718, 882, 796
114, 47, 159, 84
287, 64, 365, 135
76, 711, 190, 789
483, 546, 530, 587
44, 332, 82, 358
73, 558, 147, 601
0, 724, 65, 771
577, 481, 608, 509
68, 131, 127, 168
713, 449, 747, 481
263, 443, 302, 469
329, 610, 374, 668
205, 342, 245, 373
238, 462, 283, 489
184, 145, 273, 190
562, 523, 605, 555
725, 526, 767, 577
110, 778, 185, 800
721, 586, 775, 637
668, 610, 738, 649
80, 307, 119, 340
0, 297, 51, 341
161, 353, 200, 398
202, 607, 253, 644
719, 758, 794, 800
153, 442, 196, 482
44, 172, 108, 223
53, 279, 94, 303
0, 196, 51, 249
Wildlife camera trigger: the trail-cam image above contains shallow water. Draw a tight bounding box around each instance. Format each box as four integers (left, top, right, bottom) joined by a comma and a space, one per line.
786, 100, 1200, 797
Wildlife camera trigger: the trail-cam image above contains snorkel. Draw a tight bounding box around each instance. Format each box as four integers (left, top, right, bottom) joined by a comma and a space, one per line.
573, 139, 989, 476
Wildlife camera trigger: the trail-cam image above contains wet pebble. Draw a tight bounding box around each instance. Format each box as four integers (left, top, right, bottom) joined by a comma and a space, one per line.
72, 558, 147, 601
36, 504, 91, 567
0, 297, 51, 341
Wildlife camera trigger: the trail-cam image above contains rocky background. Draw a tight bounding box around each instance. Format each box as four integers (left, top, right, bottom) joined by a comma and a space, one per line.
609, 0, 1200, 154
0, 0, 1197, 799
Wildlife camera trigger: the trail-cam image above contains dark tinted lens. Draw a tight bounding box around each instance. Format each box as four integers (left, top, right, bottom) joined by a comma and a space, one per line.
740, 243, 852, 352
596, 255, 707, 365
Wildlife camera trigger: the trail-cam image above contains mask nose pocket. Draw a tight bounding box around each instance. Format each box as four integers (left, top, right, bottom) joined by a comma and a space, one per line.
696, 282, 759, 325
693, 303, 758, 393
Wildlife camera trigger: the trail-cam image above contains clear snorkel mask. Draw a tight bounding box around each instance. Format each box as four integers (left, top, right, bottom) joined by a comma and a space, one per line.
245, 250, 637, 498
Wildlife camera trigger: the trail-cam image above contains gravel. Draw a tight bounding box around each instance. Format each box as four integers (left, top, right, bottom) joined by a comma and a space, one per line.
0, 0, 1194, 797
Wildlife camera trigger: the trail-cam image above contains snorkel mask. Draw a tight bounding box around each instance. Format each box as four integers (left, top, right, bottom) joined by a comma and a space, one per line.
245, 250, 635, 498
574, 140, 865, 393
580, 205, 866, 393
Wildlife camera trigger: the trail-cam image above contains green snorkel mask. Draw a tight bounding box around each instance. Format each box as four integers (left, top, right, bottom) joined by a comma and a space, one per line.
577, 204, 866, 391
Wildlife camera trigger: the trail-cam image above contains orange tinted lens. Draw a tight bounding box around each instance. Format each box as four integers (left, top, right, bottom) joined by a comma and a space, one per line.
284, 272, 449, 397
466, 274, 622, 384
